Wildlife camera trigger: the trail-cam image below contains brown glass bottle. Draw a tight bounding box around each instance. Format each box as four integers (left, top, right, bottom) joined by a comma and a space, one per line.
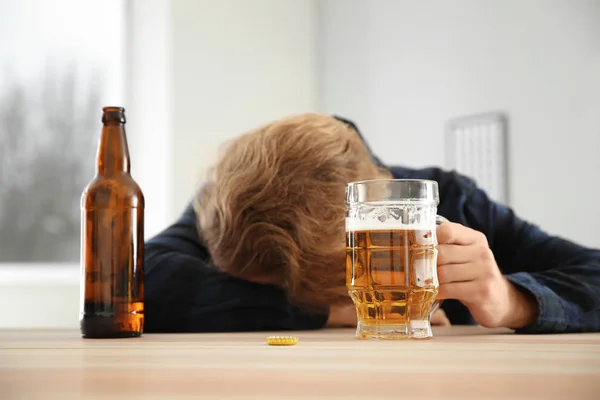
80, 107, 144, 338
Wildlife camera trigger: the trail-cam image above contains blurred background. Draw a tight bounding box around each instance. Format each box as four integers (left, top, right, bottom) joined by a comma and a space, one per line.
1, 0, 599, 329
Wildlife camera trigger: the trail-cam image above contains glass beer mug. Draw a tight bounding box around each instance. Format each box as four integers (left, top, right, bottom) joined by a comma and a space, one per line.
345, 179, 444, 339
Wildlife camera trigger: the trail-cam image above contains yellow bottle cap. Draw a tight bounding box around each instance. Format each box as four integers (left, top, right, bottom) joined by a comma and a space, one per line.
266, 336, 299, 346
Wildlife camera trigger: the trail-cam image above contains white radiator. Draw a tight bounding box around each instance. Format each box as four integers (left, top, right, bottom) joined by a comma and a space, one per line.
444, 112, 509, 205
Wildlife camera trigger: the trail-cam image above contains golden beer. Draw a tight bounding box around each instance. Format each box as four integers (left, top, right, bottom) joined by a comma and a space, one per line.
345, 179, 441, 339
346, 227, 438, 339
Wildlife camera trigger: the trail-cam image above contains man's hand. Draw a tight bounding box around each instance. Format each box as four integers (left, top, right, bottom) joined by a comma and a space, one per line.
326, 305, 357, 327
431, 308, 451, 326
436, 222, 538, 329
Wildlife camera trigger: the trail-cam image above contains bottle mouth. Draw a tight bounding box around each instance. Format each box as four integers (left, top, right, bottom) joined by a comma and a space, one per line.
102, 106, 126, 124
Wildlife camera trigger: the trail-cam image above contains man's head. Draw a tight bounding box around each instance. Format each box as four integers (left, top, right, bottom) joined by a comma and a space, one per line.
195, 113, 389, 310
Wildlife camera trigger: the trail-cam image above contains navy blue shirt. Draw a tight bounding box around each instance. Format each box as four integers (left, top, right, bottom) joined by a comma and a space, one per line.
144, 123, 600, 334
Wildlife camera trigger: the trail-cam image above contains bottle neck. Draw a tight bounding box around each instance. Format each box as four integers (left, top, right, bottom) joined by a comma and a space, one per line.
96, 122, 130, 175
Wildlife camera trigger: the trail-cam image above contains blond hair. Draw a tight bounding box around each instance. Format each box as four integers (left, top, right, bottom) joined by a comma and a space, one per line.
195, 113, 389, 310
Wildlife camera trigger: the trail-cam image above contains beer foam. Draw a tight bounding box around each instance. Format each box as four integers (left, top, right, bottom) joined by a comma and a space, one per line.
346, 218, 431, 231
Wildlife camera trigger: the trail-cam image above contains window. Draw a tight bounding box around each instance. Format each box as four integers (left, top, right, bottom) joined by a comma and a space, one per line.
0, 0, 126, 264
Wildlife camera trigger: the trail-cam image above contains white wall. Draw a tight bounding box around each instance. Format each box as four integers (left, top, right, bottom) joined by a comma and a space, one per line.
170, 0, 317, 220
130, 0, 318, 236
127, 0, 173, 241
319, 0, 600, 248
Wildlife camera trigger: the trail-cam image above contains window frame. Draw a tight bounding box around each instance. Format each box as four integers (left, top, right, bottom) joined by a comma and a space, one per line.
0, 1, 154, 328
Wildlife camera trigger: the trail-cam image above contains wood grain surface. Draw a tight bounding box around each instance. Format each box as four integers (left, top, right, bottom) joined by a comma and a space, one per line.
1, 326, 599, 399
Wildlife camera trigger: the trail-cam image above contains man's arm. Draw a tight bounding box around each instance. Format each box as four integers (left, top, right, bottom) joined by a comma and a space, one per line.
143, 204, 328, 333
452, 174, 600, 333
144, 249, 328, 333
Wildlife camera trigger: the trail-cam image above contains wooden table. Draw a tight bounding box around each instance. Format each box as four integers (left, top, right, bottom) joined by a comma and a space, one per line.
1, 326, 599, 399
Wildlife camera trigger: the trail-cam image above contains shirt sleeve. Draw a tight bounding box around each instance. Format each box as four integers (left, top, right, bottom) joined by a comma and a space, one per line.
144, 249, 329, 333
143, 202, 330, 333
453, 174, 600, 334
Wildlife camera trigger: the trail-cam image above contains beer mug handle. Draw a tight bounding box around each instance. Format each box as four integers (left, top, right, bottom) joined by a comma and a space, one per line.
431, 215, 449, 316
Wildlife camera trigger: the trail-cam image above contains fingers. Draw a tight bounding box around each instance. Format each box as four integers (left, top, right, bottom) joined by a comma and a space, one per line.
437, 263, 474, 284
437, 244, 487, 265
431, 308, 451, 326
437, 244, 495, 283
437, 222, 488, 246
437, 279, 497, 304
436, 281, 479, 301
326, 305, 357, 328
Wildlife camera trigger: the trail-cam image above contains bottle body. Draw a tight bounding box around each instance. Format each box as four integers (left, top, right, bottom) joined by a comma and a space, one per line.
80, 107, 144, 338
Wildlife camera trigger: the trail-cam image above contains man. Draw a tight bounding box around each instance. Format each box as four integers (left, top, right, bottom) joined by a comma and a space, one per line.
143, 113, 600, 333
